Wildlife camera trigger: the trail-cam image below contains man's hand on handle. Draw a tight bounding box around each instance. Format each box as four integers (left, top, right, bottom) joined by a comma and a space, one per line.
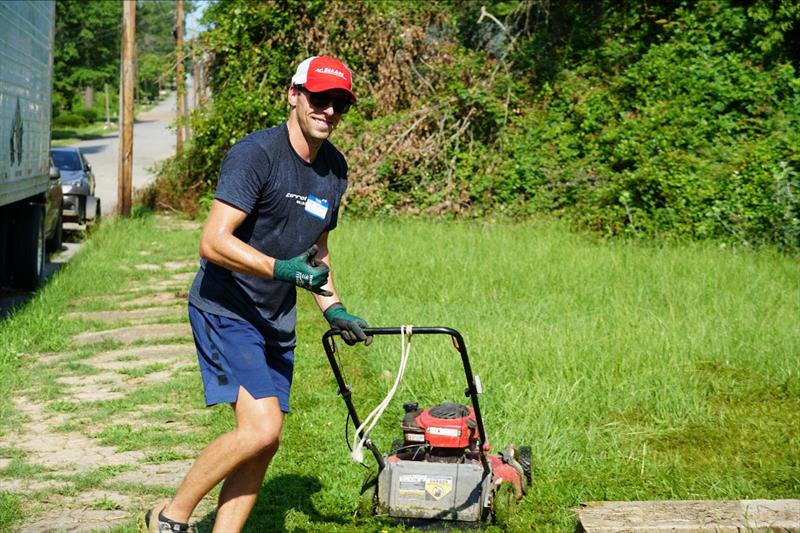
273, 245, 333, 296
324, 303, 373, 346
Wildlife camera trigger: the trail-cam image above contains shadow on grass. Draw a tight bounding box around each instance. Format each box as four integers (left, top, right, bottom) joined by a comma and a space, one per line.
0, 240, 81, 320
194, 474, 347, 532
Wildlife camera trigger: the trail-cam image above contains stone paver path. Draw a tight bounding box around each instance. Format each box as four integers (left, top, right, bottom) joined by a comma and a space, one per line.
0, 216, 214, 532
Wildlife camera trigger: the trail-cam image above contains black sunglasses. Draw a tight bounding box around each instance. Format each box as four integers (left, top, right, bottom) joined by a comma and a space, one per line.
296, 86, 352, 114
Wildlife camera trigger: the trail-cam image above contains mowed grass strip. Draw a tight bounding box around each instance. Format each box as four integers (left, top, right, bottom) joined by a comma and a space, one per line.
0, 214, 797, 532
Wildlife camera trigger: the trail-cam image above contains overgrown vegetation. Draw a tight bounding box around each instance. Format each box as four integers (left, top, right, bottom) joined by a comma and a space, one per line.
150, 0, 800, 251
53, 0, 192, 124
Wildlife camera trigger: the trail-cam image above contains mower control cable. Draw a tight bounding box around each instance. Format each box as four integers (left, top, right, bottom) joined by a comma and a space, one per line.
350, 325, 413, 463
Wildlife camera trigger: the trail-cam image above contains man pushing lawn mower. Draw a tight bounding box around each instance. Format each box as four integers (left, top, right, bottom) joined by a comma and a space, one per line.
145, 55, 372, 533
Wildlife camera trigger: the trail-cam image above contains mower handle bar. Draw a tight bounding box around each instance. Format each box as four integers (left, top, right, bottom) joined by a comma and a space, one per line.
322, 326, 491, 473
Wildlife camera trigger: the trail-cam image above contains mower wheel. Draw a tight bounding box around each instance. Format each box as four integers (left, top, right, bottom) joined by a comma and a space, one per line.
519, 446, 533, 485
492, 481, 517, 527
355, 471, 378, 519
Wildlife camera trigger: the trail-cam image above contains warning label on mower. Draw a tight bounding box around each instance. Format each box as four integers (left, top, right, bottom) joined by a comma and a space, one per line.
425, 477, 453, 500
398, 474, 426, 499
398, 474, 454, 501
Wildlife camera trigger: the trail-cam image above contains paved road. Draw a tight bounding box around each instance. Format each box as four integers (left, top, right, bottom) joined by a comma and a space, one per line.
1, 94, 179, 318
73, 92, 178, 215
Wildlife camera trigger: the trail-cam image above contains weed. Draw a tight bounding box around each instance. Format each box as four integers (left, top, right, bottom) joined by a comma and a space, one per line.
89, 496, 122, 511
2, 459, 47, 478
0, 491, 22, 530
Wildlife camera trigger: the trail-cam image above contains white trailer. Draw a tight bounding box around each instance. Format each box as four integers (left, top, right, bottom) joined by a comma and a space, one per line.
0, 0, 62, 290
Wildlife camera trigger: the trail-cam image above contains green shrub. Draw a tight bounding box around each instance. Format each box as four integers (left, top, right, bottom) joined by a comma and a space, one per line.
75, 108, 98, 123
149, 0, 800, 251
486, 5, 800, 249
52, 113, 87, 128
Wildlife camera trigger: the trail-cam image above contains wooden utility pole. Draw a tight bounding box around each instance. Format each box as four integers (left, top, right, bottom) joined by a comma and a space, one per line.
118, 0, 136, 217
175, 0, 185, 156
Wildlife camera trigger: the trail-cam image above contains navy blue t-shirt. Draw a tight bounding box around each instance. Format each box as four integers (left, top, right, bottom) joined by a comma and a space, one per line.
188, 123, 348, 348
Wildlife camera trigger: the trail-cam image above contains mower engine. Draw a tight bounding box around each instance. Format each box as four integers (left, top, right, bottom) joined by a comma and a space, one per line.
372, 400, 531, 523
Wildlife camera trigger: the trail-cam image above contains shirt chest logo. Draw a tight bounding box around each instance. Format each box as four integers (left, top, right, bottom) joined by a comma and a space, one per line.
285, 192, 329, 220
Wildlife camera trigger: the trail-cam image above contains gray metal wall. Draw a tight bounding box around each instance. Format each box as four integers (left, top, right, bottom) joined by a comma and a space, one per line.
0, 0, 55, 207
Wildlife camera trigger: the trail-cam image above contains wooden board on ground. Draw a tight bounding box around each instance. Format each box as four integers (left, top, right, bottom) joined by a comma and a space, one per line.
577, 499, 800, 533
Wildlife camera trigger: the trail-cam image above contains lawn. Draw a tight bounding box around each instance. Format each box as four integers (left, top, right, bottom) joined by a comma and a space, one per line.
0, 214, 797, 532
51, 122, 118, 147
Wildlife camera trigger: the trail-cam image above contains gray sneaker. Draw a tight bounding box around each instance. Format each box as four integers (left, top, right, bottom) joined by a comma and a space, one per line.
145, 502, 189, 533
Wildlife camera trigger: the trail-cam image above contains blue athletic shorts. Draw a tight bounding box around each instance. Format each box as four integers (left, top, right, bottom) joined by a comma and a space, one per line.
188, 304, 294, 413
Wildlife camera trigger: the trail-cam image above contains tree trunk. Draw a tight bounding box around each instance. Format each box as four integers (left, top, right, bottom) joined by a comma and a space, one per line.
83, 86, 94, 108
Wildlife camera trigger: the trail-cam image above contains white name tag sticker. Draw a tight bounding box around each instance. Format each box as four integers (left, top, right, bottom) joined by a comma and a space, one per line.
304, 195, 329, 220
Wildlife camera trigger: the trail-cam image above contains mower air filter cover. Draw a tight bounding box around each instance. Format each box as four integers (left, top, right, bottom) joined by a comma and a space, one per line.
416, 403, 476, 449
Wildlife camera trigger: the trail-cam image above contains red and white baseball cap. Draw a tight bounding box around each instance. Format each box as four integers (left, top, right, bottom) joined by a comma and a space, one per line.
291, 55, 356, 102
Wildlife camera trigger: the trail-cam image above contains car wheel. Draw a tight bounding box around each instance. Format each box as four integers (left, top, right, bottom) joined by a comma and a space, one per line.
46, 207, 63, 253
78, 195, 87, 224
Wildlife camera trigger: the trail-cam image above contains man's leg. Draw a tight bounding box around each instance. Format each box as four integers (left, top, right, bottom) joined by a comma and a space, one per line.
212, 392, 283, 532
162, 387, 284, 527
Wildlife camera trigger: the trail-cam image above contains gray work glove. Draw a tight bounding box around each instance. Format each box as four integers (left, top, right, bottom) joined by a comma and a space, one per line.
273, 245, 333, 296
324, 303, 372, 346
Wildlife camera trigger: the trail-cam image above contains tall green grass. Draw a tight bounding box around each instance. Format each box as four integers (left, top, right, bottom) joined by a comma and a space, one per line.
0, 215, 797, 532
293, 218, 799, 530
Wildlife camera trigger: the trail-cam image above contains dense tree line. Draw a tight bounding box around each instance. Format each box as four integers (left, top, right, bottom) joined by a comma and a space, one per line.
151, 0, 799, 251
52, 0, 190, 126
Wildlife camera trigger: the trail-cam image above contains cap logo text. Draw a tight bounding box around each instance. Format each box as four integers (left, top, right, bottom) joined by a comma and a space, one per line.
314, 67, 346, 79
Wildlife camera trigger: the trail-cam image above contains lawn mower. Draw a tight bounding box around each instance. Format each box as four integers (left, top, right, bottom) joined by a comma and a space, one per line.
322, 326, 531, 526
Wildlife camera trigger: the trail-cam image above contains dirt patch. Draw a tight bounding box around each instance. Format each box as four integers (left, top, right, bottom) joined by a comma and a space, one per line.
0, 399, 146, 475
85, 343, 196, 370
36, 350, 78, 365
3, 337, 203, 529
114, 460, 194, 487
134, 263, 162, 271
169, 272, 195, 282
123, 283, 188, 294
164, 260, 197, 271
64, 306, 184, 324
72, 323, 191, 345
76, 489, 137, 509
126, 279, 193, 292
121, 292, 187, 308
58, 367, 190, 403
18, 509, 131, 533
154, 216, 203, 232
0, 478, 66, 493
67, 388, 128, 402
67, 294, 118, 308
